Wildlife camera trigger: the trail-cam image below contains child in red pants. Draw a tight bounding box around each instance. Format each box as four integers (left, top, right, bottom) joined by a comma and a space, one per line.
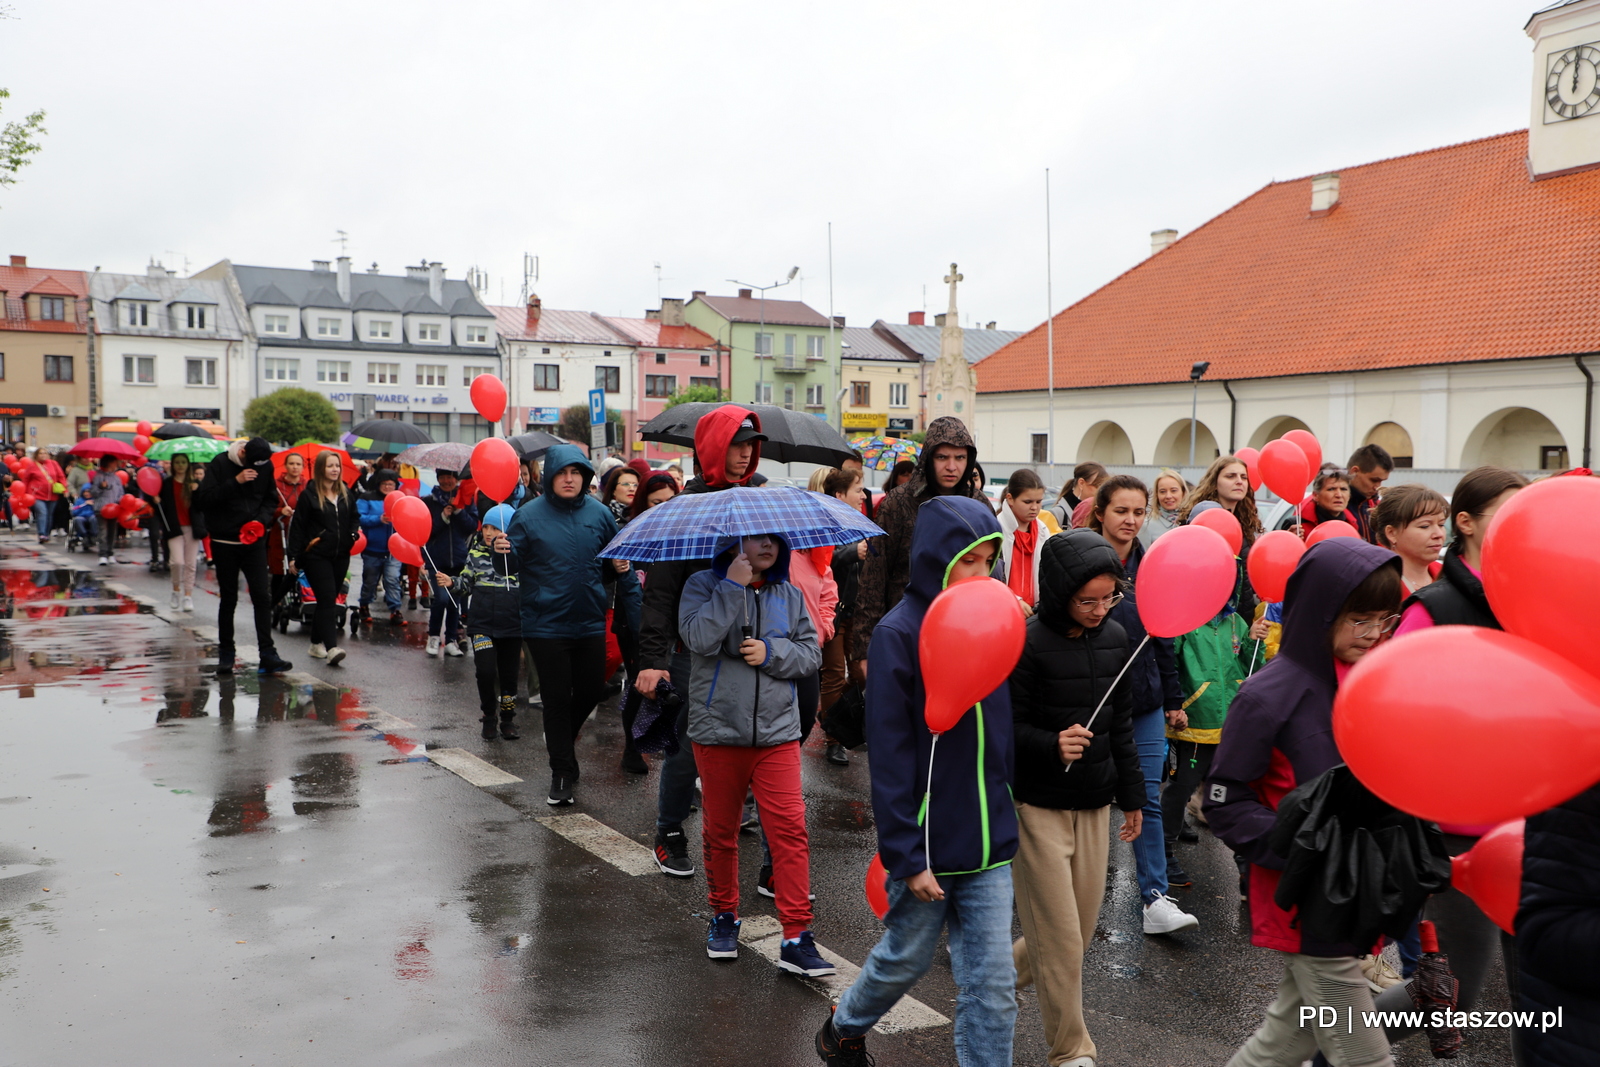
678, 532, 829, 976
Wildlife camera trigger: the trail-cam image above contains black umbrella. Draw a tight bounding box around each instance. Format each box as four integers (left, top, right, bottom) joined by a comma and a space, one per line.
505, 431, 565, 459
343, 419, 434, 455
638, 403, 857, 467
152, 421, 212, 440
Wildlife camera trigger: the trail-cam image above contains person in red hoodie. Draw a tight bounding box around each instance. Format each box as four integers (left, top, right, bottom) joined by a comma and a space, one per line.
634, 405, 767, 878
19, 447, 65, 543
1204, 537, 1405, 1067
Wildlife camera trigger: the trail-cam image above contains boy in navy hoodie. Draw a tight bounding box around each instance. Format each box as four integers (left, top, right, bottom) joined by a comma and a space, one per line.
817, 496, 1018, 1067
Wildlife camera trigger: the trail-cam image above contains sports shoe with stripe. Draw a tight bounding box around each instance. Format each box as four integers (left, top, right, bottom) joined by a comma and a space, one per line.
706, 912, 739, 959
654, 826, 694, 877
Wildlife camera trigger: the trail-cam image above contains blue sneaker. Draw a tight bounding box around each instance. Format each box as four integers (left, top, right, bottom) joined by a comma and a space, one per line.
778, 930, 836, 977
706, 911, 740, 959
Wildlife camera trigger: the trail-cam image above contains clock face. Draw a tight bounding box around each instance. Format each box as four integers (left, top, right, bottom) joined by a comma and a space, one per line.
1546, 42, 1600, 121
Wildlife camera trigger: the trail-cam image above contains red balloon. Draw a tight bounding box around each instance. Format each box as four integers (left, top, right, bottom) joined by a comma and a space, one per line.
1305, 519, 1360, 547
119, 514, 140, 530
919, 576, 1026, 734
1335, 626, 1600, 824
16, 493, 35, 509
1258, 439, 1309, 502
1450, 820, 1524, 935
470, 437, 519, 502
1482, 476, 1599, 678
1135, 524, 1237, 638
1191, 507, 1243, 556
389, 533, 424, 568
119, 492, 141, 513
133, 434, 153, 454
865, 853, 890, 920
350, 531, 368, 556
136, 466, 163, 496
381, 487, 399, 520
116, 470, 130, 485
391, 495, 432, 546
100, 503, 122, 520
470, 374, 508, 424
135, 420, 154, 437
1234, 447, 1262, 491
7, 479, 22, 495
1282, 429, 1323, 476
1247, 530, 1306, 603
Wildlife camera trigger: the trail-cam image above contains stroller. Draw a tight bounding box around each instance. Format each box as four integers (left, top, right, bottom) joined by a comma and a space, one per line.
274, 570, 351, 635
67, 499, 97, 553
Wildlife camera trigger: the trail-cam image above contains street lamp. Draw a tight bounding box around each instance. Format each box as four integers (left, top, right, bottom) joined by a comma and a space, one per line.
1188, 360, 1210, 467
729, 267, 799, 407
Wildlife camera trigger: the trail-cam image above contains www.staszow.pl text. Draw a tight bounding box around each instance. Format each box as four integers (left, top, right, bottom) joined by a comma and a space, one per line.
1300, 1006, 1564, 1033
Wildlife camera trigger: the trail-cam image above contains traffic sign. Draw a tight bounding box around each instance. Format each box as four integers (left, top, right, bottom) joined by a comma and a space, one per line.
588, 389, 605, 426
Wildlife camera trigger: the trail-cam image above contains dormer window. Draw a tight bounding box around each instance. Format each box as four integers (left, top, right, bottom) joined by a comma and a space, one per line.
465, 324, 487, 343
263, 313, 289, 334
317, 317, 341, 337
126, 303, 149, 327
39, 296, 65, 321
418, 323, 441, 342
185, 306, 208, 329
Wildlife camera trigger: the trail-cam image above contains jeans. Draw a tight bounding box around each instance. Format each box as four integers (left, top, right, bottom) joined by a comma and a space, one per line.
524, 635, 607, 780
1131, 707, 1168, 902
655, 649, 697, 830
834, 864, 1017, 1067
359, 551, 402, 611
31, 499, 50, 539
426, 563, 462, 639
212, 540, 279, 662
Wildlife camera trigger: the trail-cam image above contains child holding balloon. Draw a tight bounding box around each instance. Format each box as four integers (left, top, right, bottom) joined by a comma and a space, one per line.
433, 504, 523, 741
88, 455, 126, 565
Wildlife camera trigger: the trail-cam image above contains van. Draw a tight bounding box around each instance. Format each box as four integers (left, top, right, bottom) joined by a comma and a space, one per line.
96, 419, 228, 444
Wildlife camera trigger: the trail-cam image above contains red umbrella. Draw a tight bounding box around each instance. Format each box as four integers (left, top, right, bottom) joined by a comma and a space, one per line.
67, 437, 141, 460
273, 442, 358, 486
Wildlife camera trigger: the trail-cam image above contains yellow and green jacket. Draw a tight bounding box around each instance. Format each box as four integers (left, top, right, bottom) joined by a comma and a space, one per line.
1168, 610, 1256, 744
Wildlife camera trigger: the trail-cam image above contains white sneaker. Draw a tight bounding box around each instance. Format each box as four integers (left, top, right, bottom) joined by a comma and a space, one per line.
98, 556, 109, 566
1142, 894, 1200, 935
426, 636, 441, 657
170, 591, 180, 609
325, 647, 346, 667
1359, 953, 1404, 992
182, 596, 193, 612
443, 640, 463, 657
308, 643, 327, 659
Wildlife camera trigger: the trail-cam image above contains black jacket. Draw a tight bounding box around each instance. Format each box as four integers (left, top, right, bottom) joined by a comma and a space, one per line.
157, 475, 207, 540
832, 540, 863, 621
1010, 531, 1143, 813
1405, 546, 1500, 629
194, 446, 277, 543
288, 488, 358, 564
1517, 779, 1600, 1067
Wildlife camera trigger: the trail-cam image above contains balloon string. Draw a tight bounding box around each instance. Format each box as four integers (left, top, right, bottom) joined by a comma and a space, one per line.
1249, 638, 1261, 674
1065, 633, 1150, 775
923, 733, 940, 877
421, 545, 460, 613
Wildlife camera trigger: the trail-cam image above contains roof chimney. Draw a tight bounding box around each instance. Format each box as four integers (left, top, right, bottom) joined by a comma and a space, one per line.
428, 262, 444, 304
934, 313, 947, 327
833, 315, 845, 328
367, 261, 381, 274
1149, 228, 1179, 256
526, 294, 542, 326
1310, 173, 1340, 215
312, 259, 331, 272
406, 264, 428, 279
908, 311, 925, 326
645, 308, 660, 321
336, 256, 351, 302
738, 288, 753, 299
691, 290, 706, 300
985, 321, 997, 330
147, 261, 168, 279
9, 255, 25, 268
659, 297, 685, 326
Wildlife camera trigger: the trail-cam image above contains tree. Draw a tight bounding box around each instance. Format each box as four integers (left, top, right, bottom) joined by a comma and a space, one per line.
0, 88, 46, 197
558, 403, 624, 445
662, 383, 729, 409
244, 387, 339, 445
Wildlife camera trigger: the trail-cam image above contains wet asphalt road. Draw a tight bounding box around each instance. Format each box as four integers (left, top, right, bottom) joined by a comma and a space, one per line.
0, 532, 1514, 1066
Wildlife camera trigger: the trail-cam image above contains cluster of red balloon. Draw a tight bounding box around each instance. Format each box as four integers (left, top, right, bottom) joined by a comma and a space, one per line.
5, 462, 36, 521
133, 420, 155, 456
1251, 427, 1322, 503
100, 492, 150, 530
467, 374, 519, 505
1334, 475, 1600, 932
387, 495, 431, 568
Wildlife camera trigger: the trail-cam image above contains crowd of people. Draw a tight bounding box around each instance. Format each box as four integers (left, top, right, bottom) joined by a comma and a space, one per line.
6, 411, 1593, 1067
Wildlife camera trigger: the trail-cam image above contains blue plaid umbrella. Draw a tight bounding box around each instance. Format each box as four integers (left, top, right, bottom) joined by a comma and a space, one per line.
598, 486, 883, 563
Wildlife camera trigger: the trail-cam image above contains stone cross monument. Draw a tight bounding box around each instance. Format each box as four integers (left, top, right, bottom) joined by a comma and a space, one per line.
929, 263, 977, 427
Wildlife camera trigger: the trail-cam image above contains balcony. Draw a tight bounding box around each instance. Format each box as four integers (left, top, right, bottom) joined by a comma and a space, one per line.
771, 354, 808, 373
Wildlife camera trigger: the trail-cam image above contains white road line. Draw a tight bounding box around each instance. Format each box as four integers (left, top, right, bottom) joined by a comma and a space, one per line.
535, 812, 659, 877
362, 710, 417, 731
427, 747, 523, 787
738, 915, 950, 1033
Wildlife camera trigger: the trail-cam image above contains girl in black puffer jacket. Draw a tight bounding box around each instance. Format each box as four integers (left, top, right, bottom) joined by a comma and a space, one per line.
1009, 529, 1145, 1067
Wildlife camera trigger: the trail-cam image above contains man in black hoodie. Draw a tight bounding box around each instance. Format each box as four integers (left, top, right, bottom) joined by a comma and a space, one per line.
194, 437, 291, 676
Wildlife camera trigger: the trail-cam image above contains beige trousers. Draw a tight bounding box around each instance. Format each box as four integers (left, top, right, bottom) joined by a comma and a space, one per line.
1226, 952, 1394, 1067
1011, 802, 1110, 1067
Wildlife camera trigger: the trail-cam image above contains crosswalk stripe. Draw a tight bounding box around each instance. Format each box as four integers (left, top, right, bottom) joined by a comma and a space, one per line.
535, 812, 659, 876
427, 747, 523, 787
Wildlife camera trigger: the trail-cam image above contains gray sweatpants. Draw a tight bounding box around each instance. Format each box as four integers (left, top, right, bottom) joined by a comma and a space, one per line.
1227, 952, 1393, 1067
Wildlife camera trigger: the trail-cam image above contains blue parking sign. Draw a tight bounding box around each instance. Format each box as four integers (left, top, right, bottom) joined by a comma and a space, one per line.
588, 389, 605, 426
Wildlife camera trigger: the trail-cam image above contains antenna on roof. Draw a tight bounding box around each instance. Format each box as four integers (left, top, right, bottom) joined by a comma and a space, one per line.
520, 253, 539, 304
466, 265, 488, 296
332, 229, 350, 254
163, 250, 190, 275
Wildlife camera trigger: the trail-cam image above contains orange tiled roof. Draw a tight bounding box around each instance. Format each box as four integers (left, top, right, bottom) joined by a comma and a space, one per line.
977, 130, 1600, 394
0, 263, 90, 334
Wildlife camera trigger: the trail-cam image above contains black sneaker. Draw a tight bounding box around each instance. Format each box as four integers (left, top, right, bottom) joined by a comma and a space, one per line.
620, 746, 648, 774
1178, 821, 1199, 843
481, 717, 498, 741
215, 656, 236, 676
705, 911, 739, 960
546, 777, 574, 807
825, 742, 850, 766
1166, 851, 1193, 888
816, 1008, 873, 1066
757, 865, 815, 901
653, 826, 694, 877
779, 931, 836, 977
407, 597, 418, 611
257, 654, 293, 676
389, 609, 405, 625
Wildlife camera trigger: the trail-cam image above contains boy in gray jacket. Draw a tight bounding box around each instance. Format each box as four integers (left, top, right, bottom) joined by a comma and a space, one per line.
678, 532, 831, 977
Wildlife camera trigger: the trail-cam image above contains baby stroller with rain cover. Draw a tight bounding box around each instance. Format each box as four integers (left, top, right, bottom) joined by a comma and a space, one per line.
274, 569, 351, 634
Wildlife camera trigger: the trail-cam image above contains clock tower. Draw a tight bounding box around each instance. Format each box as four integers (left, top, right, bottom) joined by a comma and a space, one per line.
1527, 0, 1600, 177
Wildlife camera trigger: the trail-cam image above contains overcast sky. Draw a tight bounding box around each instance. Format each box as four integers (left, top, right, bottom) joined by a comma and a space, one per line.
0, 1, 1536, 333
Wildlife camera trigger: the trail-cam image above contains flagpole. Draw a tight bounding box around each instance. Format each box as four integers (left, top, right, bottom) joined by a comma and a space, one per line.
1045, 168, 1056, 474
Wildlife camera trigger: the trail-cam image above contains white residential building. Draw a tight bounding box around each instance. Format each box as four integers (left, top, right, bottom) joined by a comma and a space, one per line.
492, 296, 637, 444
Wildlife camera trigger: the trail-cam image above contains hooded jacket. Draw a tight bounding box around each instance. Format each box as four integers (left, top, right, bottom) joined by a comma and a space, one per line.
1170, 608, 1255, 743
194, 440, 277, 543
851, 416, 984, 661
1106, 536, 1184, 714
1011, 531, 1144, 813
865, 495, 1018, 881
788, 546, 838, 645
1204, 537, 1400, 954
506, 444, 619, 640
637, 406, 761, 671
678, 537, 821, 747
453, 534, 523, 639
355, 476, 398, 555
288, 484, 359, 564
424, 482, 477, 570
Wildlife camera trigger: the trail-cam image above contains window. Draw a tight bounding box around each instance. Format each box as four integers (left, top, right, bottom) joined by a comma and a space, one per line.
806, 335, 825, 359
1542, 445, 1570, 471
465, 324, 488, 343
263, 358, 299, 382
44, 354, 73, 381
413, 412, 449, 436
700, 353, 711, 366
691, 377, 719, 391
416, 364, 447, 386
315, 317, 341, 337
654, 353, 666, 364
460, 414, 491, 444
125, 303, 148, 327
368, 362, 399, 385
783, 384, 795, 410
417, 322, 441, 341
805, 384, 825, 407
754, 332, 772, 356
753, 381, 772, 404
185, 306, 208, 329
596, 366, 621, 393
1031, 434, 1049, 465
368, 319, 393, 340
889, 382, 909, 408
541, 347, 551, 354
317, 360, 351, 384
262, 313, 289, 334
534, 364, 560, 390
39, 296, 65, 321
645, 374, 677, 398
784, 334, 796, 356
186, 358, 217, 386
0, 353, 5, 379
462, 364, 495, 386
851, 381, 870, 407
122, 355, 155, 384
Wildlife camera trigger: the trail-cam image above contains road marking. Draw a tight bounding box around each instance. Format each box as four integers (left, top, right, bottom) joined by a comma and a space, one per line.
535, 813, 659, 876
362, 710, 417, 731
737, 915, 950, 1033
427, 747, 523, 787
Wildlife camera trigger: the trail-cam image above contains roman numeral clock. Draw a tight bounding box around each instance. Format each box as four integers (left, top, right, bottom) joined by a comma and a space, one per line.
1545, 43, 1600, 121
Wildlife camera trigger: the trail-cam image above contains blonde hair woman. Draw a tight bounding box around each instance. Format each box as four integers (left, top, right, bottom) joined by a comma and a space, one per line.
288, 451, 358, 666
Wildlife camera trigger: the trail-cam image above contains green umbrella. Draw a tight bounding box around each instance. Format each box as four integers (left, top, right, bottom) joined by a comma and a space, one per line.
144, 436, 230, 462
